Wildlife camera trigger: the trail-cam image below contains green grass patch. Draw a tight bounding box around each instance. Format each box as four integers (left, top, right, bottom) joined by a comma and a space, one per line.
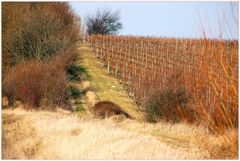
70, 87, 81, 98
67, 65, 90, 81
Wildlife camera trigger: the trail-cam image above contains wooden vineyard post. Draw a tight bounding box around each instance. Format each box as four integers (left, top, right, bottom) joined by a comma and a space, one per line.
106, 45, 110, 74
164, 39, 169, 85
159, 41, 163, 89
96, 47, 98, 58
115, 64, 118, 77
145, 42, 148, 68
138, 74, 141, 99
153, 44, 157, 80
120, 41, 125, 80
136, 45, 138, 77
174, 39, 178, 74
154, 45, 158, 80
115, 37, 117, 76
107, 57, 110, 74
100, 37, 103, 60
116, 39, 120, 78
126, 43, 129, 85
110, 46, 114, 74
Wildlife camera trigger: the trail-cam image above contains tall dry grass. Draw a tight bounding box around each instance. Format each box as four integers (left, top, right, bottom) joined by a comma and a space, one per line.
189, 4, 238, 158
187, 39, 238, 132
4, 108, 237, 159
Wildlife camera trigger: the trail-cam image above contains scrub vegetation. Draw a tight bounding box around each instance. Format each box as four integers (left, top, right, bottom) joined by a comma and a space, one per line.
2, 2, 238, 159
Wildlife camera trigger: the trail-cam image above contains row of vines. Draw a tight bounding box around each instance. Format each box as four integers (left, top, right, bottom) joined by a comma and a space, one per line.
87, 34, 238, 130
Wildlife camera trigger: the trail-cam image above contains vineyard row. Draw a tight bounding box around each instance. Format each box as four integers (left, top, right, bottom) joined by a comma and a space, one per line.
86, 35, 238, 113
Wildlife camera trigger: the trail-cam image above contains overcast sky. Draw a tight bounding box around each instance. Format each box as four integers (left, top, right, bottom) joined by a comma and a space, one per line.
70, 1, 238, 40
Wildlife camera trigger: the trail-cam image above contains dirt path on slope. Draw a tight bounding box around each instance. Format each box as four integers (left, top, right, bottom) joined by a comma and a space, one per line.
76, 45, 144, 120
2, 108, 214, 159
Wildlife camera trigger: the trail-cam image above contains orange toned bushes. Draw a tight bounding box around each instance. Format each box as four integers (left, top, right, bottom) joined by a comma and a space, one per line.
187, 40, 238, 132
2, 2, 80, 109
2, 53, 73, 109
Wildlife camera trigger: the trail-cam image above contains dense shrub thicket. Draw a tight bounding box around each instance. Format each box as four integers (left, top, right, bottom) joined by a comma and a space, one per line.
2, 2, 81, 109
2, 2, 80, 73
3, 53, 73, 108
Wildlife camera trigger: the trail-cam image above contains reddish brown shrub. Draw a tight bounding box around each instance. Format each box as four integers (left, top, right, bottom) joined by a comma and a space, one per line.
2, 2, 80, 109
2, 52, 73, 109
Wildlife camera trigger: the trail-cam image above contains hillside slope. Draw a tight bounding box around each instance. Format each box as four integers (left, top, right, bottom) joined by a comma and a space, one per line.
2, 44, 237, 160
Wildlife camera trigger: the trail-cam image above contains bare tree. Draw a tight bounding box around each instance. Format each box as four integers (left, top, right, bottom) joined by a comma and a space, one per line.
85, 8, 122, 35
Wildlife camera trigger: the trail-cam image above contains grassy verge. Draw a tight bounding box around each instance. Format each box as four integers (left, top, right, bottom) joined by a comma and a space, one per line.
77, 45, 144, 120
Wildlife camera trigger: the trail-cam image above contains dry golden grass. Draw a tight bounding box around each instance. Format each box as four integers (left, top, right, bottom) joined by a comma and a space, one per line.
2, 107, 237, 159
